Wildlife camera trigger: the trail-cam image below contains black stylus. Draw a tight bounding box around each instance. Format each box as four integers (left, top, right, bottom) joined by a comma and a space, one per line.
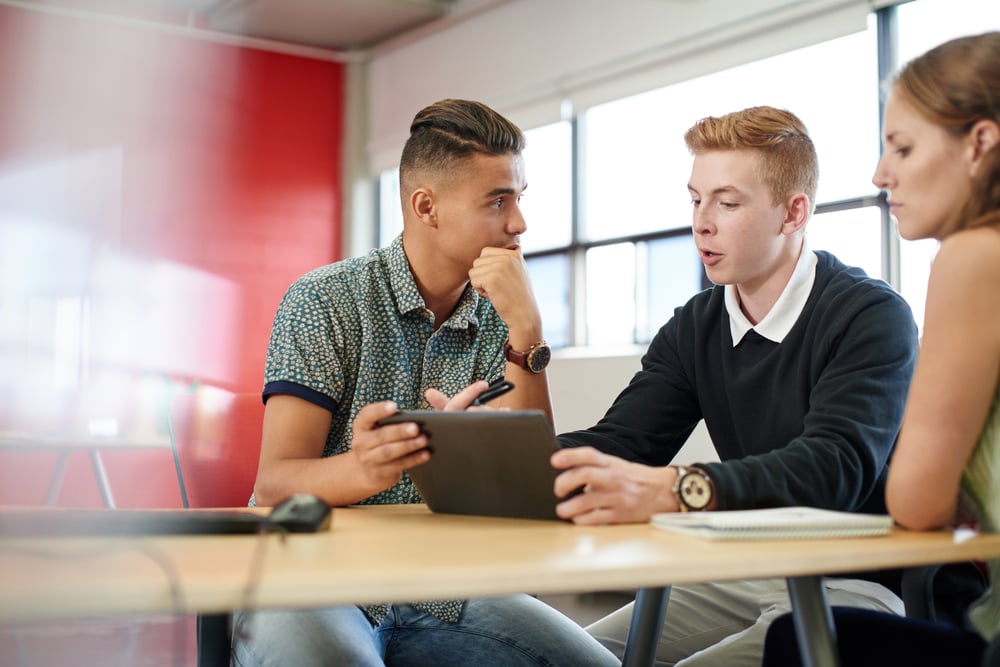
471, 378, 515, 406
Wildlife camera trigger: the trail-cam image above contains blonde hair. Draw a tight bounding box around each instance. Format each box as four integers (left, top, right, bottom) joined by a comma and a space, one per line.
684, 106, 818, 210
891, 31, 1000, 233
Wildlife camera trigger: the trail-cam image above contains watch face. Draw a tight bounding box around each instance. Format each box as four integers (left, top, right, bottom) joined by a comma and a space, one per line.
527, 344, 551, 373
679, 472, 712, 510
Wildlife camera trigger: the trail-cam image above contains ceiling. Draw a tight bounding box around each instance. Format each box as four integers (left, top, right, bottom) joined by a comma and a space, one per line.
5, 0, 511, 58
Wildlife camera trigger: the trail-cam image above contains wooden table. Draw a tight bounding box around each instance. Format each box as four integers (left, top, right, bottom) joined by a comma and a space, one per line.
1, 504, 997, 667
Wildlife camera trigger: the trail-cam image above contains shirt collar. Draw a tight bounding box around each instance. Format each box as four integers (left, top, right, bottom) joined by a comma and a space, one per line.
384, 235, 424, 315
725, 239, 817, 346
384, 234, 481, 329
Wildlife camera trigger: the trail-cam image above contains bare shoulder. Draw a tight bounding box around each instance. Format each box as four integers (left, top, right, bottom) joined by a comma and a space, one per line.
938, 225, 1000, 255
927, 227, 1000, 352
933, 226, 1000, 286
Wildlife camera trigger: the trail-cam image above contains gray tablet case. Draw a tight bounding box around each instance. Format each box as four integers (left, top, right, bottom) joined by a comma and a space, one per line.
378, 410, 564, 521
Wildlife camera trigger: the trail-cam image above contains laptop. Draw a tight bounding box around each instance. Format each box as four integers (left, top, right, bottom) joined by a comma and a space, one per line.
377, 410, 567, 521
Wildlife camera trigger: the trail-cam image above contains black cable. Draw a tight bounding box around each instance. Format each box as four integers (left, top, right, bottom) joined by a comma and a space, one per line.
229, 523, 288, 658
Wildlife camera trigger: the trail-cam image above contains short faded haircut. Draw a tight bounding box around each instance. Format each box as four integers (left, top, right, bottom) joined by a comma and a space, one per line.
684, 106, 818, 209
399, 99, 526, 195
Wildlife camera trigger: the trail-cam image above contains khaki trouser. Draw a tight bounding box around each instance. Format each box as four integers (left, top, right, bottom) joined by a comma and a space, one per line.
586, 577, 903, 667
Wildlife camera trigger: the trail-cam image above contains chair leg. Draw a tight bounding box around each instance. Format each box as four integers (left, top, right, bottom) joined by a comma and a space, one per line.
166, 417, 191, 509
982, 633, 1000, 667
197, 613, 231, 667
900, 565, 943, 622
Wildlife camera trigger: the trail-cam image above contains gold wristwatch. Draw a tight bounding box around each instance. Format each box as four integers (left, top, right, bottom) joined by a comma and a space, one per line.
503, 340, 551, 374
671, 465, 714, 512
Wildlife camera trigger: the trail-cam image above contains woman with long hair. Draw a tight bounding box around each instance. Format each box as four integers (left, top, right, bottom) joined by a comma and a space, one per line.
762, 31, 1000, 667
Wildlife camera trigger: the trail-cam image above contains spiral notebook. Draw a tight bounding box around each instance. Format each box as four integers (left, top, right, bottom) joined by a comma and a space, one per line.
651, 506, 893, 540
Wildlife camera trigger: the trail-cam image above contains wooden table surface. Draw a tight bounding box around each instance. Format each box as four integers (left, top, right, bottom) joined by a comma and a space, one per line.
2, 503, 998, 623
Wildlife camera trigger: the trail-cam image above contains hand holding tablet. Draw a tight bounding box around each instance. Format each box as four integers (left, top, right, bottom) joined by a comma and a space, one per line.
376, 409, 566, 521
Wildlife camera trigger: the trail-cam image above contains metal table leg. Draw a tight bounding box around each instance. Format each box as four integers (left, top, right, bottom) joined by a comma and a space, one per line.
46, 451, 70, 505
786, 576, 840, 667
197, 613, 231, 667
89, 449, 116, 508
622, 586, 671, 667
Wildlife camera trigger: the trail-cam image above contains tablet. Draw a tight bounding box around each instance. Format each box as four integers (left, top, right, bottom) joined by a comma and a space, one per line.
377, 410, 565, 521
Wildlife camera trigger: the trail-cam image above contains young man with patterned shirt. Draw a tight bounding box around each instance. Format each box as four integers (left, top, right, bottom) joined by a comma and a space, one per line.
231, 99, 617, 666
549, 106, 920, 666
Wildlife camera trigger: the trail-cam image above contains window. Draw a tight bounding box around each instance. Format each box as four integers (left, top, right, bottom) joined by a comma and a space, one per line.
897, 0, 999, 60
520, 121, 573, 253
581, 24, 879, 245
525, 253, 572, 348
378, 168, 403, 244
807, 206, 883, 281
551, 18, 881, 346
892, 0, 1000, 328
585, 243, 636, 345
642, 234, 702, 342
377, 0, 1000, 346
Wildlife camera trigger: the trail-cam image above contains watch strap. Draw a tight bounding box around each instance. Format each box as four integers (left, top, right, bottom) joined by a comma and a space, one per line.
503, 340, 529, 368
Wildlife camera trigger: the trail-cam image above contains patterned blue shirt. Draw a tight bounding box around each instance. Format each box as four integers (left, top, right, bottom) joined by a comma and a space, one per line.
263, 234, 508, 622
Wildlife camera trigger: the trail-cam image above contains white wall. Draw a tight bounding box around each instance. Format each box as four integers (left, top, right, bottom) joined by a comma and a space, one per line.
363, 0, 874, 173
548, 348, 719, 465
346, 0, 875, 254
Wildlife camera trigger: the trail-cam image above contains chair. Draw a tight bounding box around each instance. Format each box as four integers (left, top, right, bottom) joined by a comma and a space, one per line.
167, 389, 265, 667
902, 561, 987, 627
168, 390, 263, 509
984, 634, 1000, 667
902, 561, 994, 666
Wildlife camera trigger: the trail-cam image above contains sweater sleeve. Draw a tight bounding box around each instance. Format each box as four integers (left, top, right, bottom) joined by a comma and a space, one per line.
704, 284, 918, 513
557, 312, 703, 464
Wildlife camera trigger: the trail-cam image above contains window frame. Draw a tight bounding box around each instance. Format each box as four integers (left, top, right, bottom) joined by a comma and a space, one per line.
374, 3, 961, 348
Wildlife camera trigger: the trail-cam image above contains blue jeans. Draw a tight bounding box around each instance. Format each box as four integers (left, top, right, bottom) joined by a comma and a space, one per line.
231, 595, 619, 667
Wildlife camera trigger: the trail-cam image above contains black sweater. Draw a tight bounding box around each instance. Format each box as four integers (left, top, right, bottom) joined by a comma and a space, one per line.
560, 251, 918, 517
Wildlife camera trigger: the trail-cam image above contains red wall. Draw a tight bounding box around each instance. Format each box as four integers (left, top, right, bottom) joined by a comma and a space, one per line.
0, 5, 344, 507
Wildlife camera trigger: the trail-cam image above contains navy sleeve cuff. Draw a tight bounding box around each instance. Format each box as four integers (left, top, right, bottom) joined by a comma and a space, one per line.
263, 381, 338, 413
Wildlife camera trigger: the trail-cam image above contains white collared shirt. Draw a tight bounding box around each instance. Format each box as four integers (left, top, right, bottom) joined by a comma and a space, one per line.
725, 240, 817, 346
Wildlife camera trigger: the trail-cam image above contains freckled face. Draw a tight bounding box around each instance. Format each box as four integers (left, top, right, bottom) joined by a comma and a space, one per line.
872, 94, 972, 241
687, 150, 790, 292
